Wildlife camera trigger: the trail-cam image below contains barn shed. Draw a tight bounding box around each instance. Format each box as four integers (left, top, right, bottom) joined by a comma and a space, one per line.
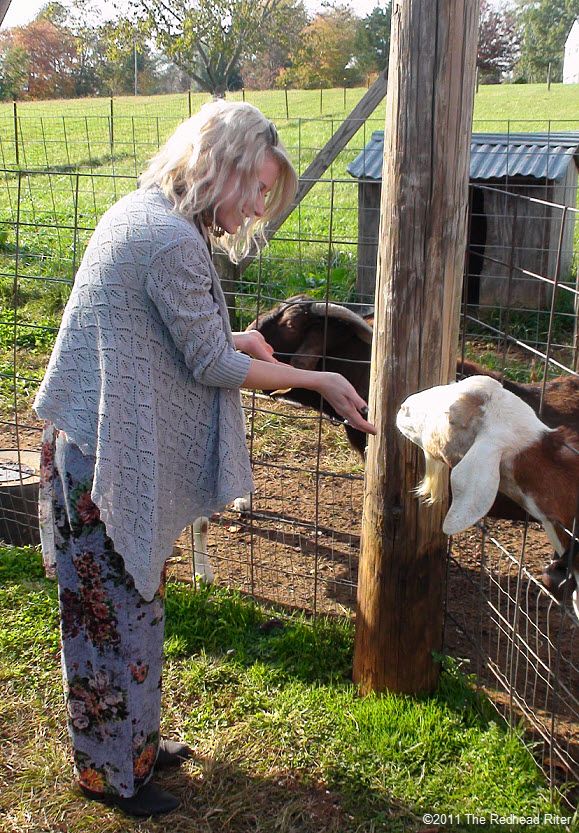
347, 131, 579, 308
564, 19, 579, 84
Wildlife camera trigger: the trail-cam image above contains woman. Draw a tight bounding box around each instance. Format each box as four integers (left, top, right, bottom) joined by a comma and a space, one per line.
34, 99, 375, 817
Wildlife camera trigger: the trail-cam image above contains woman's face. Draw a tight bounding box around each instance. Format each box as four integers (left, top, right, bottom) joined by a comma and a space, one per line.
215, 153, 280, 234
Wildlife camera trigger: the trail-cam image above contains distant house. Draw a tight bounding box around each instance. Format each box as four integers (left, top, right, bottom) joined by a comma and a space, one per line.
347, 132, 579, 309
564, 19, 579, 84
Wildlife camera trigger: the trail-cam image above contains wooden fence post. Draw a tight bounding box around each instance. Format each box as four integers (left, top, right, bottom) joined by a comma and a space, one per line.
212, 252, 239, 331
353, 0, 480, 696
109, 96, 114, 157
12, 100, 18, 166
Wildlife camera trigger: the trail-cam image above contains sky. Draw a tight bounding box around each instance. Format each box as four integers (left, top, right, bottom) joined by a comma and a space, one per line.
2, 0, 386, 29
2, 0, 508, 30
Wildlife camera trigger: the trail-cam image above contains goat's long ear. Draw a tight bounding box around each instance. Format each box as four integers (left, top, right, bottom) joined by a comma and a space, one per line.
443, 437, 502, 535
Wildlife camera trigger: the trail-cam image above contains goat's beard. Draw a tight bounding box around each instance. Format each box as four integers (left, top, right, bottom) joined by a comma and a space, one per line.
415, 452, 448, 505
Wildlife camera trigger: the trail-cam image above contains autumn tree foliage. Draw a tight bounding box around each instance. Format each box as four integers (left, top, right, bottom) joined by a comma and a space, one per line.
122, 0, 307, 96
0, 18, 77, 99
0, 41, 28, 100
239, 5, 308, 90
354, 4, 392, 78
477, 0, 519, 80
279, 5, 362, 89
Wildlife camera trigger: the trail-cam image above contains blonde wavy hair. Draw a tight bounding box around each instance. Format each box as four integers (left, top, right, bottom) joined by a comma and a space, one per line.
139, 99, 297, 262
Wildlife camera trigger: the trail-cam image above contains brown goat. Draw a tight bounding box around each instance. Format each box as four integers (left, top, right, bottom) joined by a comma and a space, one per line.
247, 295, 373, 454
248, 295, 579, 453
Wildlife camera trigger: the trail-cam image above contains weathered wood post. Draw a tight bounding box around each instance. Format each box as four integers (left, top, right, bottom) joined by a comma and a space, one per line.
353, 0, 480, 695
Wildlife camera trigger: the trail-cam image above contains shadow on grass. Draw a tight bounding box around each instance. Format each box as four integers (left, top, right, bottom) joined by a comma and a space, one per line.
1, 741, 417, 833
0, 546, 562, 832
0, 546, 497, 715
143, 751, 416, 833
0, 151, 137, 177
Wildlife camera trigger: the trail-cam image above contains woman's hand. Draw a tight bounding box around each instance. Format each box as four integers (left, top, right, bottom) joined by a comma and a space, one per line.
317, 372, 376, 435
233, 331, 279, 364
240, 361, 376, 436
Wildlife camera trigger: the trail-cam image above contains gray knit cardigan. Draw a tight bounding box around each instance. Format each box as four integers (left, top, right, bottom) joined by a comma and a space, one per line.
34, 186, 254, 600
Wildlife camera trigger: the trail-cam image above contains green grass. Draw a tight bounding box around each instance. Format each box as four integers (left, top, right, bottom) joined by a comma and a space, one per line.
0, 545, 573, 833
1, 83, 578, 418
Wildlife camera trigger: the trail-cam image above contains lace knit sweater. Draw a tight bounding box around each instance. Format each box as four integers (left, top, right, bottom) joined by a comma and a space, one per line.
34, 186, 254, 600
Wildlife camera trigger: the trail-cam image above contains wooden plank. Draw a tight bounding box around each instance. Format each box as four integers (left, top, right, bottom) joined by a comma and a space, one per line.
0, 0, 13, 26
355, 181, 380, 301
236, 69, 388, 274
352, 0, 480, 696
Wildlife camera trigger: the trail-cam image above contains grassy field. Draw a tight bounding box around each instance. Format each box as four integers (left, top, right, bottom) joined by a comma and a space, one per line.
0, 83, 578, 175
0, 546, 571, 833
1, 82, 579, 420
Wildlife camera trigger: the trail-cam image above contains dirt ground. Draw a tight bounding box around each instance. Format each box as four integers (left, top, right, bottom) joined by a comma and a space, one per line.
1, 398, 578, 803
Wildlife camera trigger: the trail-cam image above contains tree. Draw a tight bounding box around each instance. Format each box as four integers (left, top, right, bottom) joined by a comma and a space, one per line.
9, 18, 77, 99
354, 4, 391, 78
477, 0, 519, 80
56, 0, 111, 97
515, 0, 579, 82
99, 19, 163, 95
0, 40, 29, 100
280, 5, 363, 89
123, 0, 307, 96
240, 4, 308, 90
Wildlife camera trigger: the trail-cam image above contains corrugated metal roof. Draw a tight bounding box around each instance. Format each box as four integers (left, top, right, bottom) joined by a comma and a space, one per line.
347, 131, 579, 182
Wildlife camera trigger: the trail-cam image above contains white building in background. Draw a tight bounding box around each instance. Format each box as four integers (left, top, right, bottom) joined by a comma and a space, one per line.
563, 19, 579, 83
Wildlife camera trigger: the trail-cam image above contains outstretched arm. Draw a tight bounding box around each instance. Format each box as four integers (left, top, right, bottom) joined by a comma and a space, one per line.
240, 358, 375, 436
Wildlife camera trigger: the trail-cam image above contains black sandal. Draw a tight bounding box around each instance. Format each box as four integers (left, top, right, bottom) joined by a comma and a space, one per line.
80, 780, 180, 817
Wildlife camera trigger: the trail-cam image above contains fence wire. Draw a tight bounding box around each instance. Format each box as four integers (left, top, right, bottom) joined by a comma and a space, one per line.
0, 98, 578, 808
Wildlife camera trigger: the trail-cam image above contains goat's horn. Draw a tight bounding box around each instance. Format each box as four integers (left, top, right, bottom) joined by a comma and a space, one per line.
310, 302, 373, 344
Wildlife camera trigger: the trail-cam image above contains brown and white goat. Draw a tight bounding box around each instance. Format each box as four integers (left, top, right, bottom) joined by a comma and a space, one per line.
396, 375, 579, 616
248, 296, 579, 456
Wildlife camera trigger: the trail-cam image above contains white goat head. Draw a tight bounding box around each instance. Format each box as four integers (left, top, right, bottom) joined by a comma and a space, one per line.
397, 374, 579, 619
395, 375, 555, 539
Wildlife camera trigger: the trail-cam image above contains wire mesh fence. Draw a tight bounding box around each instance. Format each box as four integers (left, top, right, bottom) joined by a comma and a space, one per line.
449, 175, 579, 808
0, 94, 578, 807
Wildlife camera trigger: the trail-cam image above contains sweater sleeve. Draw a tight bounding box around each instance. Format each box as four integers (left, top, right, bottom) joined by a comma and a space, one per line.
146, 236, 250, 389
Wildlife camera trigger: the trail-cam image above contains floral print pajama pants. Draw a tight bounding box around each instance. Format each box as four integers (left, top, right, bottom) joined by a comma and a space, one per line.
39, 423, 166, 798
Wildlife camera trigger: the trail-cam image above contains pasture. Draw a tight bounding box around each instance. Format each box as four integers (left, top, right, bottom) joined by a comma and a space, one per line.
1, 83, 579, 830
2, 82, 579, 419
